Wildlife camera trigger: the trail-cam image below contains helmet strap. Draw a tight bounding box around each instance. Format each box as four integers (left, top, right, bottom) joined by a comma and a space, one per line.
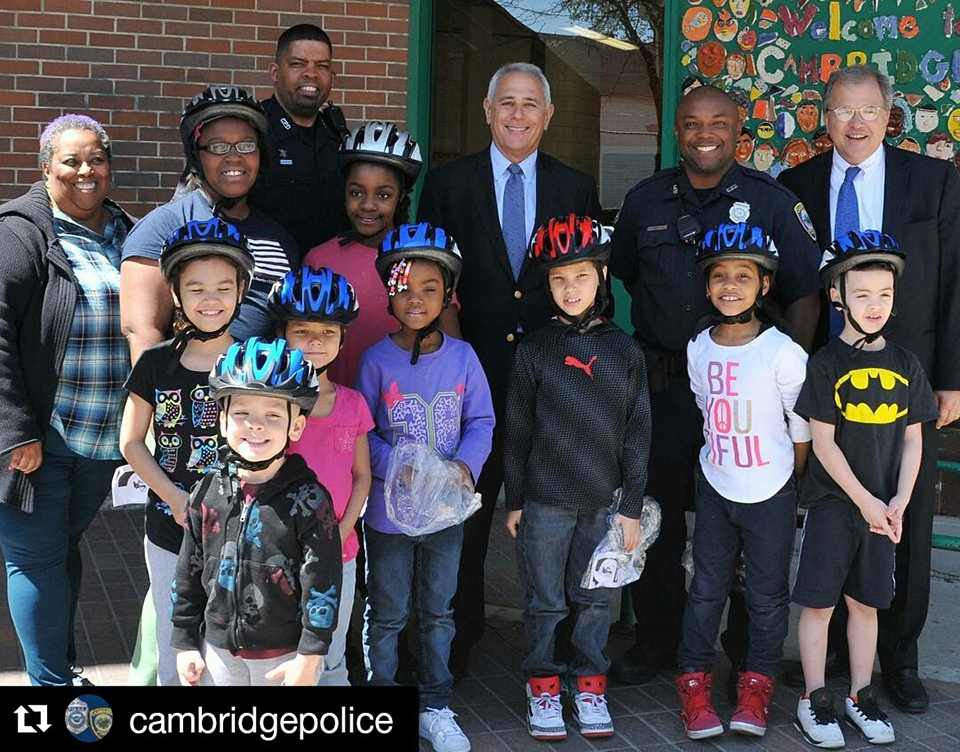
834, 272, 889, 349
551, 282, 606, 335
410, 317, 442, 365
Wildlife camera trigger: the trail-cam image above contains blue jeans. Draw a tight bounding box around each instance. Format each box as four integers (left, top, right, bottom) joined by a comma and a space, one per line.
516, 501, 616, 679
363, 523, 463, 710
679, 477, 797, 678
0, 430, 120, 685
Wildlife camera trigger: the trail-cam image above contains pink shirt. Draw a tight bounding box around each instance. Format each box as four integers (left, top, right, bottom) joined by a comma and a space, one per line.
288, 384, 374, 561
302, 238, 396, 388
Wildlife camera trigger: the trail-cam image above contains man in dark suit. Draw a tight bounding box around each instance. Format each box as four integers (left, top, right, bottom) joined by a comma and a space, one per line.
418, 62, 601, 675
779, 65, 960, 713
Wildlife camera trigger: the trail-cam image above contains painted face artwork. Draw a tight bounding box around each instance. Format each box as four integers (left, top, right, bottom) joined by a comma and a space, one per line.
797, 102, 820, 133
682, 7, 713, 41
737, 28, 757, 51
735, 129, 755, 162
776, 112, 796, 138
886, 105, 905, 138
753, 142, 777, 171
726, 52, 746, 80
781, 137, 817, 168
926, 132, 955, 160
730, 0, 751, 18
947, 107, 960, 141
698, 41, 727, 78
756, 121, 774, 139
897, 137, 921, 153
813, 129, 833, 154
714, 10, 738, 42
915, 107, 938, 133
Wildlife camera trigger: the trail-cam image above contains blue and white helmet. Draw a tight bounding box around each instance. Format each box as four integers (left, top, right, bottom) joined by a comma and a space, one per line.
268, 266, 359, 326
209, 337, 319, 413
696, 222, 779, 274
819, 229, 905, 287
375, 222, 462, 295
160, 217, 255, 290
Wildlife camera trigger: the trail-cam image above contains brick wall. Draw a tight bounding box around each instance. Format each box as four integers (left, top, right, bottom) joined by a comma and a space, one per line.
0, 0, 410, 217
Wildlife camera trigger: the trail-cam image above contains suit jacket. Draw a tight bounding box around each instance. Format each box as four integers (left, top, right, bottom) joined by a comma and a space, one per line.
778, 145, 960, 390
418, 148, 601, 410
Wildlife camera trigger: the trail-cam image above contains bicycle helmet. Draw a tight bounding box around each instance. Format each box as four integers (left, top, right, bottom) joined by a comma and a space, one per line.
160, 218, 255, 289
179, 85, 270, 178
268, 266, 360, 327
529, 214, 611, 272
340, 121, 423, 181
376, 222, 462, 294
696, 222, 779, 274
210, 337, 319, 413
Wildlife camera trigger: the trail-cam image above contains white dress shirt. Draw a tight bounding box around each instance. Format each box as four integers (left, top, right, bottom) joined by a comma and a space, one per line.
829, 144, 885, 239
490, 143, 538, 245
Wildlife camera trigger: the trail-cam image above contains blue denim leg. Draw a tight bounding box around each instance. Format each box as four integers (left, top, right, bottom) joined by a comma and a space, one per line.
678, 478, 741, 673
0, 430, 119, 686
739, 482, 797, 677
518, 502, 615, 679
362, 524, 414, 689
415, 523, 463, 710
566, 505, 617, 677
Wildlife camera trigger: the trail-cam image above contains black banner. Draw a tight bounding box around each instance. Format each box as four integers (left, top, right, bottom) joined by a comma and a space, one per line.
0, 686, 418, 747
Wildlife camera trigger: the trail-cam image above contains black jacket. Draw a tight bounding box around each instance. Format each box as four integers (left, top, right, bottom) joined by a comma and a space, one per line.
0, 181, 133, 512
778, 145, 960, 389
418, 148, 601, 413
171, 453, 343, 656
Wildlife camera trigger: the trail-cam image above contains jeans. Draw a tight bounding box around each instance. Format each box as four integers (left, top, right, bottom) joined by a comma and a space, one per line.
517, 501, 616, 679
0, 429, 120, 685
318, 556, 356, 686
363, 522, 463, 710
679, 477, 797, 679
144, 537, 179, 686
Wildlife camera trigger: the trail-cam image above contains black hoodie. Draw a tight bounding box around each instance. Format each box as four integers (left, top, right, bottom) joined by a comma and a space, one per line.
171, 452, 343, 656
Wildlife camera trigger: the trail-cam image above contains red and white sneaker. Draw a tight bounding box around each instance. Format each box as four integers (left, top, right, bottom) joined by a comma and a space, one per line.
526, 676, 566, 740
571, 675, 614, 738
730, 671, 776, 737
676, 671, 724, 740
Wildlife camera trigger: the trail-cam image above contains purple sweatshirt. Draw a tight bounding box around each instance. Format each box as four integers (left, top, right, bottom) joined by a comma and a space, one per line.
355, 334, 496, 534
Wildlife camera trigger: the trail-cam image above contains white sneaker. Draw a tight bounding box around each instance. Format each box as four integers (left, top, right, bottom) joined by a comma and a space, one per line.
845, 685, 895, 745
419, 707, 471, 752
572, 691, 614, 738
526, 677, 567, 740
795, 688, 845, 749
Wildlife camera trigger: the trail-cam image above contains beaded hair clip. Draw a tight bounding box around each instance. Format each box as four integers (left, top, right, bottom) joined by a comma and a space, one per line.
386, 259, 412, 297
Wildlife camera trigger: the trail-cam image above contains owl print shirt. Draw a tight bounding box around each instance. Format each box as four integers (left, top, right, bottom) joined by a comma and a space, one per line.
125, 340, 226, 553
794, 337, 937, 509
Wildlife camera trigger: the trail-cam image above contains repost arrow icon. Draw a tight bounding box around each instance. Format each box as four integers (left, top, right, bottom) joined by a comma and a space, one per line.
14, 706, 36, 733
29, 705, 50, 732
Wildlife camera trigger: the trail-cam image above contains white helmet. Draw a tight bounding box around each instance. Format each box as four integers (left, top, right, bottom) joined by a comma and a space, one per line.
340, 121, 422, 180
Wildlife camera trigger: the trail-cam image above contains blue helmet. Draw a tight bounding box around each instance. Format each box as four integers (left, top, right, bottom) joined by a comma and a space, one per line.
696, 222, 779, 274
819, 229, 905, 287
268, 266, 359, 326
160, 218, 255, 291
209, 337, 319, 412
375, 222, 462, 294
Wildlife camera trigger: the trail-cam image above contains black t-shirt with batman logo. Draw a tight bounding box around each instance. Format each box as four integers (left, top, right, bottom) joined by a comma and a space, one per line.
794, 337, 937, 508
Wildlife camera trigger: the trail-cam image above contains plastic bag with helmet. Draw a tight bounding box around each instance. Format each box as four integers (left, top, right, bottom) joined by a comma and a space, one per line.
210, 337, 320, 414
268, 266, 360, 327
179, 85, 270, 178
384, 441, 482, 536
819, 229, 905, 346
581, 491, 661, 590
340, 121, 423, 182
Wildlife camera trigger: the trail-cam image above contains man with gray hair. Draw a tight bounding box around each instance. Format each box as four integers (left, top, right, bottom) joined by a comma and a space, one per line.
780, 64, 960, 714
418, 61, 601, 684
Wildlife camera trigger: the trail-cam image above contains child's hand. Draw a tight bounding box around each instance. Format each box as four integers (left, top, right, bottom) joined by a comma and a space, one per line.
338, 520, 352, 545
857, 494, 897, 543
264, 653, 323, 686
453, 460, 475, 493
616, 514, 641, 553
169, 489, 190, 528
886, 495, 909, 544
176, 650, 205, 686
505, 510, 522, 538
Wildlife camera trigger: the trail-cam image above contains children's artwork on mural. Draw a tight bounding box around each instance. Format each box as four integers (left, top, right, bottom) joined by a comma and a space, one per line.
675, 0, 960, 171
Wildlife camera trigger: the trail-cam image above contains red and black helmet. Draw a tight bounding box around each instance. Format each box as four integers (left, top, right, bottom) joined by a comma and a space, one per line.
529, 214, 611, 272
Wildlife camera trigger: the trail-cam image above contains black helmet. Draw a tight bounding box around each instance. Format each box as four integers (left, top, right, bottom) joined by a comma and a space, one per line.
340, 121, 423, 181
209, 337, 320, 413
160, 218, 255, 291
696, 222, 779, 274
180, 86, 269, 177
268, 266, 360, 326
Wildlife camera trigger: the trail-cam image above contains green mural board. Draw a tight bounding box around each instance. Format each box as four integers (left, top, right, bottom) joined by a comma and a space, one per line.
662, 0, 960, 174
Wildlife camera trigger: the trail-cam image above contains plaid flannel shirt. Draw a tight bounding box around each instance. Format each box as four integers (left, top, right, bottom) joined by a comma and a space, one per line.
48, 205, 130, 460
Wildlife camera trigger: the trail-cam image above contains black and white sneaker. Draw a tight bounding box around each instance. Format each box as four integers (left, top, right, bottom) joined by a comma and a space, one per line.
845, 685, 895, 744
795, 687, 845, 749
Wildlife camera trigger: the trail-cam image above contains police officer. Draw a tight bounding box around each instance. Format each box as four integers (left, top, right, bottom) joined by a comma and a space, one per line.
248, 24, 349, 258
609, 85, 821, 684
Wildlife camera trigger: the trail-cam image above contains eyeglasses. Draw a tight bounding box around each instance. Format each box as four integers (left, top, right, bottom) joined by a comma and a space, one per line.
826, 105, 885, 122
198, 141, 259, 155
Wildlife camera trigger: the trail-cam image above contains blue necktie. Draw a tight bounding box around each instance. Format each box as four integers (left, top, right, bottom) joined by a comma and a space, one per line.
831, 165, 861, 337
502, 163, 526, 280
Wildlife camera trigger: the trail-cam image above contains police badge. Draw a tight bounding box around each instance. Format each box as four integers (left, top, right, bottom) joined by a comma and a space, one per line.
729, 201, 751, 222
90, 706, 114, 740
794, 202, 817, 241
66, 698, 89, 735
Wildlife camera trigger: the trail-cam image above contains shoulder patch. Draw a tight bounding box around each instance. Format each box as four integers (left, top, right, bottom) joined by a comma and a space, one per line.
794, 202, 817, 242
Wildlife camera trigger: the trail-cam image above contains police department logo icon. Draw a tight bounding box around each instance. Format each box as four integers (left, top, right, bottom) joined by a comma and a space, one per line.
728, 201, 751, 223
65, 695, 113, 742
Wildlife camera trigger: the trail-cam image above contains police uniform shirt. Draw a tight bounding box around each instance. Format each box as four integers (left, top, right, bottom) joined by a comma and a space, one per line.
610, 162, 821, 354
247, 95, 345, 258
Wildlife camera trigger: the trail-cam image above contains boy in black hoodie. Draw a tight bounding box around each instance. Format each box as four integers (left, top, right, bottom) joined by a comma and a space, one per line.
171, 337, 342, 686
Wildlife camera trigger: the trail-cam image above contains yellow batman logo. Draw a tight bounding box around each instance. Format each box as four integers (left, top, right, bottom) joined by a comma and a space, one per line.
834, 367, 909, 424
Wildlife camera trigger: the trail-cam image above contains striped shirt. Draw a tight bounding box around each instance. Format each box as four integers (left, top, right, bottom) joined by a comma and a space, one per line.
49, 205, 130, 459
